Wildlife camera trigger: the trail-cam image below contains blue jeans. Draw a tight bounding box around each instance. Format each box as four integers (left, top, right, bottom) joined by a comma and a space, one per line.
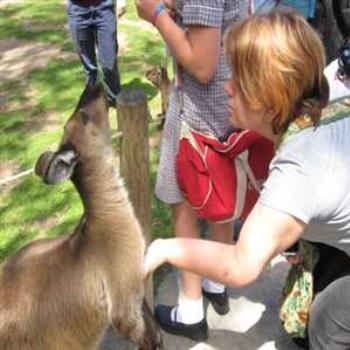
67, 0, 120, 105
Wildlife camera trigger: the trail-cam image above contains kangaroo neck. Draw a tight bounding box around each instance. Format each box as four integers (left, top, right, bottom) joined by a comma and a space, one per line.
71, 155, 131, 221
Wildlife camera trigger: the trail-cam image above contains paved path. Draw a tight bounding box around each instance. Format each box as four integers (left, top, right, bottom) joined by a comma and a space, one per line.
99, 256, 301, 350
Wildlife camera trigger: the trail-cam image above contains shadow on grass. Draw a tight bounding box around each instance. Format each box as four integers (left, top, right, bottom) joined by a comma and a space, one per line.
0, 59, 84, 167
0, 0, 66, 23
29, 59, 85, 114
0, 1, 68, 44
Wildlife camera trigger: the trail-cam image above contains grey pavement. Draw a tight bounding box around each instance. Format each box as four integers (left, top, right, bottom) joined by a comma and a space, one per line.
99, 256, 301, 350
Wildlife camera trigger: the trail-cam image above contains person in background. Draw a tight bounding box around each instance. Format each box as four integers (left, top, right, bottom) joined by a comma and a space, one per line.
253, 0, 277, 13
136, 0, 249, 342
253, 0, 316, 22
325, 41, 350, 101
145, 10, 350, 349
278, 0, 317, 21
67, 0, 121, 107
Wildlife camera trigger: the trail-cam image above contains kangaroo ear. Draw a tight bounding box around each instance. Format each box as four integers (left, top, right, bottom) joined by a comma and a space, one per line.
43, 149, 77, 184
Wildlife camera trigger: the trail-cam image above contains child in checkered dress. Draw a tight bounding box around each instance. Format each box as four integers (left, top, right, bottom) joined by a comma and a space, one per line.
136, 0, 249, 340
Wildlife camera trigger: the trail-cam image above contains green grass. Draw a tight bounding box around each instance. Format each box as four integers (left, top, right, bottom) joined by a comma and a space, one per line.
0, 0, 172, 261
0, 1, 70, 45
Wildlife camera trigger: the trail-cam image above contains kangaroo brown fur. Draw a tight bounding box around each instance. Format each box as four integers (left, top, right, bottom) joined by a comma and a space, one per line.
0, 84, 161, 350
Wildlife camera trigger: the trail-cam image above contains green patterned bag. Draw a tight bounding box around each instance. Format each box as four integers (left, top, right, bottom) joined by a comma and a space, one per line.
279, 240, 319, 338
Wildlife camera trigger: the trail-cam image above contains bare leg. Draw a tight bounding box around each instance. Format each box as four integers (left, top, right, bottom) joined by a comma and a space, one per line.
153, 202, 214, 339
173, 201, 202, 300
204, 221, 233, 285
209, 221, 234, 244
201, 221, 233, 315
173, 206, 234, 300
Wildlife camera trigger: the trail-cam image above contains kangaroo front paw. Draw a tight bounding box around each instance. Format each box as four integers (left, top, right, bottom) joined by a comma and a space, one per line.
139, 330, 163, 350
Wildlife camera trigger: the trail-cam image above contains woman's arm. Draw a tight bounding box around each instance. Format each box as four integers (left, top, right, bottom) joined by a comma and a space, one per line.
135, 0, 221, 83
145, 203, 307, 287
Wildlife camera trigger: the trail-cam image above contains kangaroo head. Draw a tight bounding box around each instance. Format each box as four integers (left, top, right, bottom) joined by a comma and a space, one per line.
35, 83, 112, 184
145, 67, 162, 88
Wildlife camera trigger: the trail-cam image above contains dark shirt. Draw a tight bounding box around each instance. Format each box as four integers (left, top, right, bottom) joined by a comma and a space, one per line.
71, 0, 104, 6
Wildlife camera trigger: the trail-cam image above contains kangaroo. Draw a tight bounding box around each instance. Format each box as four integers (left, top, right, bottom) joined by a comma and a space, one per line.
146, 66, 172, 128
0, 83, 161, 350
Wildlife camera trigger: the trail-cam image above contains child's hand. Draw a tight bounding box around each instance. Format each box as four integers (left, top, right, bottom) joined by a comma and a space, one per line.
135, 0, 159, 23
136, 0, 176, 23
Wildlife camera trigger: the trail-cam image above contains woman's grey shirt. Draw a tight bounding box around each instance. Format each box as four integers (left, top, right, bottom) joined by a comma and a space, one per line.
260, 116, 350, 256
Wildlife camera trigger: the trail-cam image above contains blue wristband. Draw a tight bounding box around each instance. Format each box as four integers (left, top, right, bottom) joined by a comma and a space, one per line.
151, 2, 167, 25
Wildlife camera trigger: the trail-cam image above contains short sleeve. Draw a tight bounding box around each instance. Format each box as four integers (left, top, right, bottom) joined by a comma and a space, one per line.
182, 0, 225, 27
259, 153, 318, 224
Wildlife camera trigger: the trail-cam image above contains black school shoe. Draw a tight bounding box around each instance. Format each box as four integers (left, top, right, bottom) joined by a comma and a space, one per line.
155, 304, 208, 341
202, 289, 230, 315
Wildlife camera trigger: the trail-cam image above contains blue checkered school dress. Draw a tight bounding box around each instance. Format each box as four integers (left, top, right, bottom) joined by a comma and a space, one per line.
155, 0, 249, 204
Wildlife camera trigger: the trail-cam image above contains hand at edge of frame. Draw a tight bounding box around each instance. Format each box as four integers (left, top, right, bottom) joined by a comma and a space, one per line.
285, 253, 302, 265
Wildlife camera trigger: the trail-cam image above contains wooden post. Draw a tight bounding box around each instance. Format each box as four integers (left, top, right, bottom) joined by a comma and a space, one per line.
116, 89, 153, 305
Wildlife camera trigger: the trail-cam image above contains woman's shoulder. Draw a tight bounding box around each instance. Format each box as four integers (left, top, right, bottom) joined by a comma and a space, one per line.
276, 114, 350, 175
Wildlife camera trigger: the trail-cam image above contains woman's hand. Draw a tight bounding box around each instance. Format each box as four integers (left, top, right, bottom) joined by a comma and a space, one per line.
135, 0, 157, 23
144, 239, 167, 277
285, 252, 302, 265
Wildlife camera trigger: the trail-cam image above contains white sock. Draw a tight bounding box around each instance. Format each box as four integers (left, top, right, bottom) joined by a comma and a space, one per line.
171, 292, 204, 324
202, 278, 225, 294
